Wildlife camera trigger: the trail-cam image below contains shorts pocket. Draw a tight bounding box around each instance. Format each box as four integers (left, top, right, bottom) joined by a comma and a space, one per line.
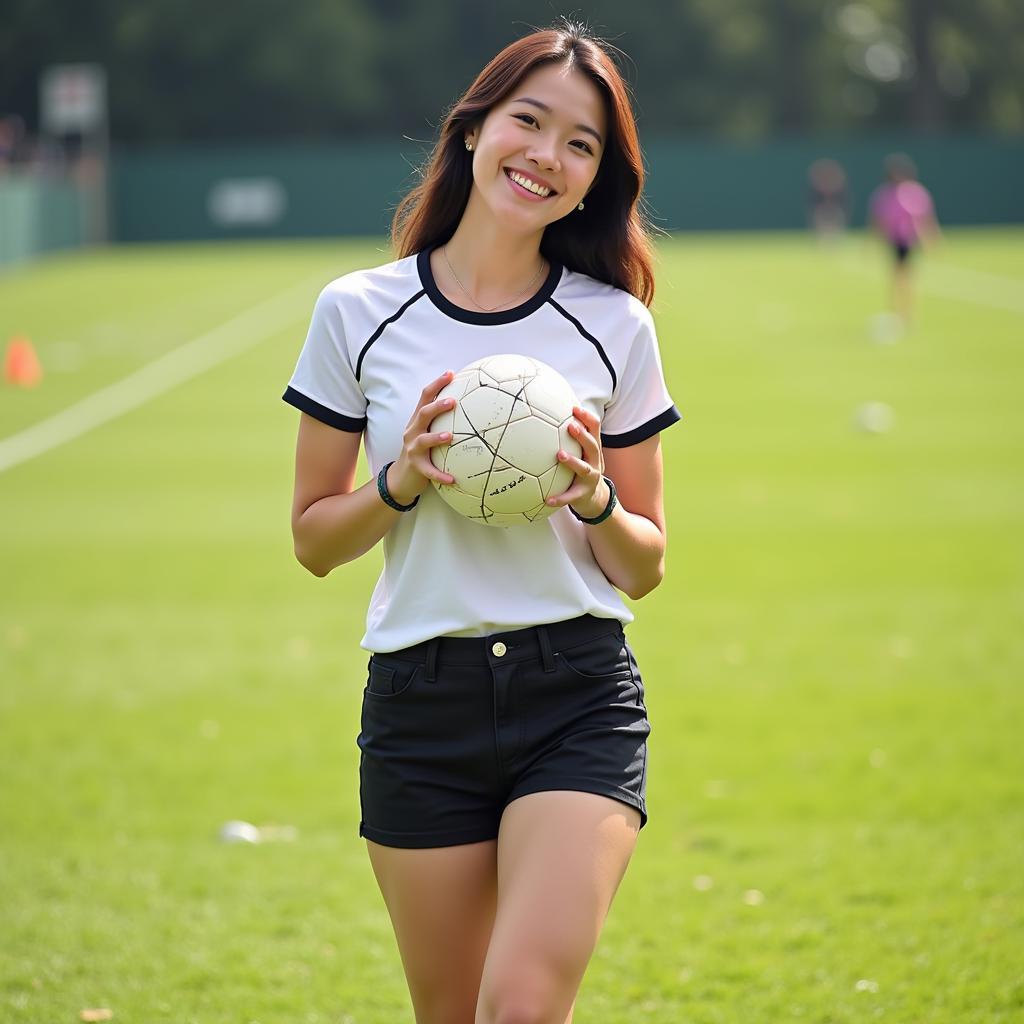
364, 655, 423, 700
554, 631, 632, 682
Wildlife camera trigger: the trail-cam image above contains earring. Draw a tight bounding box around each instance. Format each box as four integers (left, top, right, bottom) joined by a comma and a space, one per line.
465, 141, 474, 151
577, 201, 585, 211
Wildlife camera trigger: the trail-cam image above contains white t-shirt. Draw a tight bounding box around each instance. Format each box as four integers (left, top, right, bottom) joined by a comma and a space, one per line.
283, 245, 681, 652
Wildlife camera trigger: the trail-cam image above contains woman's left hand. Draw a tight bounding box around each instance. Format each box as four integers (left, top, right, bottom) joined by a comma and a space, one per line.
546, 405, 610, 518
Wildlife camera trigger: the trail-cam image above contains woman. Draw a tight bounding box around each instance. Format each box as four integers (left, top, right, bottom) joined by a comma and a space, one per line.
283, 20, 680, 1024
869, 152, 941, 330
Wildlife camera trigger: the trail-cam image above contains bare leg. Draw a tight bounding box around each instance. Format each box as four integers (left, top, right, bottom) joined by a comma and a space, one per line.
366, 838, 499, 1024
475, 791, 641, 1024
892, 261, 913, 326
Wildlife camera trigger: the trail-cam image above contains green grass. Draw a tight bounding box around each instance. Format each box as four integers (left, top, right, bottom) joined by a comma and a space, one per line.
2, 230, 1022, 1023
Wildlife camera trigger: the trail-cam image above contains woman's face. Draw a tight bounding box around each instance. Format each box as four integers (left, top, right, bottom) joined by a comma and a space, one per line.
466, 62, 607, 232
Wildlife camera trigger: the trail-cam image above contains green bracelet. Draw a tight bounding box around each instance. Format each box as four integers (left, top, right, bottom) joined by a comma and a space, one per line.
569, 476, 617, 525
377, 461, 419, 512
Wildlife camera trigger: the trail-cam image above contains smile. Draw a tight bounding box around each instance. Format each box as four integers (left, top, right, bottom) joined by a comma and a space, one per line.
504, 168, 556, 199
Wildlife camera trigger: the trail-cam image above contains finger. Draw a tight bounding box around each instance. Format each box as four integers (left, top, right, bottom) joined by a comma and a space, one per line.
572, 405, 601, 432
566, 419, 597, 455
428, 467, 456, 485
418, 429, 453, 448
419, 395, 457, 421
416, 435, 456, 484
546, 483, 587, 508
421, 369, 455, 402
557, 445, 598, 473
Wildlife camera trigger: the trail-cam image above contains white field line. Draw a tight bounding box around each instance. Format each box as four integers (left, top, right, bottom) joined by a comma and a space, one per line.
920, 262, 1024, 315
0, 277, 317, 475
844, 254, 1024, 315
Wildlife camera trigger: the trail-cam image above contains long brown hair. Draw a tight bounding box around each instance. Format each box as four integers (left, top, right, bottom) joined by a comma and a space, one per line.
390, 19, 657, 306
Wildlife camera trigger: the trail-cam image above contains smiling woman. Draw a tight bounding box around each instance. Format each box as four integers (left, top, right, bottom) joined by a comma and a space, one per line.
282, 17, 681, 1024
391, 21, 655, 305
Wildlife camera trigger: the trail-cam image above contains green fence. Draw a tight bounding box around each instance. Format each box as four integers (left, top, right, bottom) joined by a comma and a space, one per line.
0, 176, 88, 266
110, 134, 1023, 243
5, 135, 1020, 256
110, 142, 406, 241
643, 134, 1024, 231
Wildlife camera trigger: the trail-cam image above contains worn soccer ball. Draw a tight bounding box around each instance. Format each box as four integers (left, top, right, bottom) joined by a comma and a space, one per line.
428, 354, 582, 527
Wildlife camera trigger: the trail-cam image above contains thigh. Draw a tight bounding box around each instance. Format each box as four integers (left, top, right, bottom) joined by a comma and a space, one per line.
475, 791, 641, 1024
366, 837, 499, 1024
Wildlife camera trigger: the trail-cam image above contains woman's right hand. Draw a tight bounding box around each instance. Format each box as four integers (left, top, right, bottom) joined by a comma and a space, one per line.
385, 371, 457, 506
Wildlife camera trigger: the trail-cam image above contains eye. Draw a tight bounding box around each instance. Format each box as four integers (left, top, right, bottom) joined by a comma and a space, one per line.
513, 113, 595, 155
571, 139, 595, 155
513, 113, 538, 127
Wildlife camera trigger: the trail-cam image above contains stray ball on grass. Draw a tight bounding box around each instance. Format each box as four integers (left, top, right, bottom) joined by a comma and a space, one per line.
429, 354, 582, 527
869, 312, 904, 344
853, 401, 894, 434
219, 820, 261, 844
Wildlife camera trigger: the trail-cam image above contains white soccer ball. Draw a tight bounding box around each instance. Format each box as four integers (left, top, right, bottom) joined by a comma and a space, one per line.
429, 354, 582, 527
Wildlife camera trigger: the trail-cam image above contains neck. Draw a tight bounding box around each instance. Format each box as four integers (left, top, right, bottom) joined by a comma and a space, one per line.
440, 192, 547, 304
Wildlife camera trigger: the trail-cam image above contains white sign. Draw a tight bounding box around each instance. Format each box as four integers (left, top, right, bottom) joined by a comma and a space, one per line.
41, 64, 107, 134
207, 179, 288, 227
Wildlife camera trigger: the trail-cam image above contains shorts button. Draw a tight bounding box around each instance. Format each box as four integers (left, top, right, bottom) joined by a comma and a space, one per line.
491, 641, 507, 657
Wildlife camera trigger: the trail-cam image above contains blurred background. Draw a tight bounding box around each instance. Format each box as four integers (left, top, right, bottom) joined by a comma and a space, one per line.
2, 3, 1023, 1023
2, 0, 1022, 258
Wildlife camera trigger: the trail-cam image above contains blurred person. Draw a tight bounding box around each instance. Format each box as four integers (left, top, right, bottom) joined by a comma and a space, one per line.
282, 18, 679, 1024
807, 157, 849, 242
0, 115, 27, 172
869, 153, 941, 329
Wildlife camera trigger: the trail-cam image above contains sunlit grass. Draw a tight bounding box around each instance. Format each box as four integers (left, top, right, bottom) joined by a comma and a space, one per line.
2, 230, 1022, 1022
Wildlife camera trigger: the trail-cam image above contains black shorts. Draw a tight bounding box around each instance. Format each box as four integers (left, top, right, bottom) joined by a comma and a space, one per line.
893, 240, 913, 264
356, 614, 650, 848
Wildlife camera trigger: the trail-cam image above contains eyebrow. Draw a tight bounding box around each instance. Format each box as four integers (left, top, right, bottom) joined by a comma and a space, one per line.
511, 97, 604, 147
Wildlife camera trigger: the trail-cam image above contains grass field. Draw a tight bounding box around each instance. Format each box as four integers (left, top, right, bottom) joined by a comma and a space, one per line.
2, 230, 1022, 1023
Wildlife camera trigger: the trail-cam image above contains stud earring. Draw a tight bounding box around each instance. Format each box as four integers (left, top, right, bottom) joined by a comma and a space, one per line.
577, 201, 585, 211
465, 141, 474, 151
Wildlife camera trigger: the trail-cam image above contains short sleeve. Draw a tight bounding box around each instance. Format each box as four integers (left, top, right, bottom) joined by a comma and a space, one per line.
282, 284, 367, 432
600, 305, 681, 448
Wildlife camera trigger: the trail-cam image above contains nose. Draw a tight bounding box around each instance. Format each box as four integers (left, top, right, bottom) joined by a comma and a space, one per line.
526, 134, 560, 172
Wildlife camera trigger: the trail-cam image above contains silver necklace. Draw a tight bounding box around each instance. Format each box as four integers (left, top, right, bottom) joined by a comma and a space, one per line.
443, 245, 546, 313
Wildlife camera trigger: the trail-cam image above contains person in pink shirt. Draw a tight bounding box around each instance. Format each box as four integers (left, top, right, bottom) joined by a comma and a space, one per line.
869, 153, 941, 328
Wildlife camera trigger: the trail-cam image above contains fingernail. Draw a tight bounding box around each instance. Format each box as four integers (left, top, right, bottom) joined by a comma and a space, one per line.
446, 399, 455, 407
441, 432, 451, 440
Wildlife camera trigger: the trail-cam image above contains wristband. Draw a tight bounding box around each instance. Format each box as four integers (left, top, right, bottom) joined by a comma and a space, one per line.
569, 476, 617, 525
377, 461, 419, 512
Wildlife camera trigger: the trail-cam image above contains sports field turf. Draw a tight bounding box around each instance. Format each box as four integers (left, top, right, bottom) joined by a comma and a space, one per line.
2, 230, 1022, 1022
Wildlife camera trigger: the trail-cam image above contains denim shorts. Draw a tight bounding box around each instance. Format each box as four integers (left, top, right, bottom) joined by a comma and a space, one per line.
356, 614, 651, 849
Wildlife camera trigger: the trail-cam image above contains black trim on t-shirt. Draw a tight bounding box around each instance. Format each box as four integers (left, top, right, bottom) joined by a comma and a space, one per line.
601, 405, 682, 448
282, 387, 366, 432
355, 289, 427, 381
546, 298, 617, 391
416, 246, 563, 325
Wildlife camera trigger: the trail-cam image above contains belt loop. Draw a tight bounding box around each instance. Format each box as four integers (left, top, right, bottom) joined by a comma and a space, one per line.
536, 624, 556, 674
424, 638, 439, 683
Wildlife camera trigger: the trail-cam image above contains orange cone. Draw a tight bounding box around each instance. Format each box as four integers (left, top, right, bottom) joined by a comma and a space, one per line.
4, 336, 43, 388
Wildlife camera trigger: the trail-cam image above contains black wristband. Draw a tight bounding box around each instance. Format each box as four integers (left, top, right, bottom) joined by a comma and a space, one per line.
569, 476, 617, 525
377, 461, 419, 512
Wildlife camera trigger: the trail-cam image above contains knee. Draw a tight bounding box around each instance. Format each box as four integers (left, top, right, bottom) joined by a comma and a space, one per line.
478, 991, 569, 1024
481, 1006, 547, 1024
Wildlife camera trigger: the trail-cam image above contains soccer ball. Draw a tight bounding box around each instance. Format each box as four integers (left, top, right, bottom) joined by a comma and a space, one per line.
428, 354, 582, 527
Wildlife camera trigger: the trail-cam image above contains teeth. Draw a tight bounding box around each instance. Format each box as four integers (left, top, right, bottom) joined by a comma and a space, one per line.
508, 170, 551, 197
